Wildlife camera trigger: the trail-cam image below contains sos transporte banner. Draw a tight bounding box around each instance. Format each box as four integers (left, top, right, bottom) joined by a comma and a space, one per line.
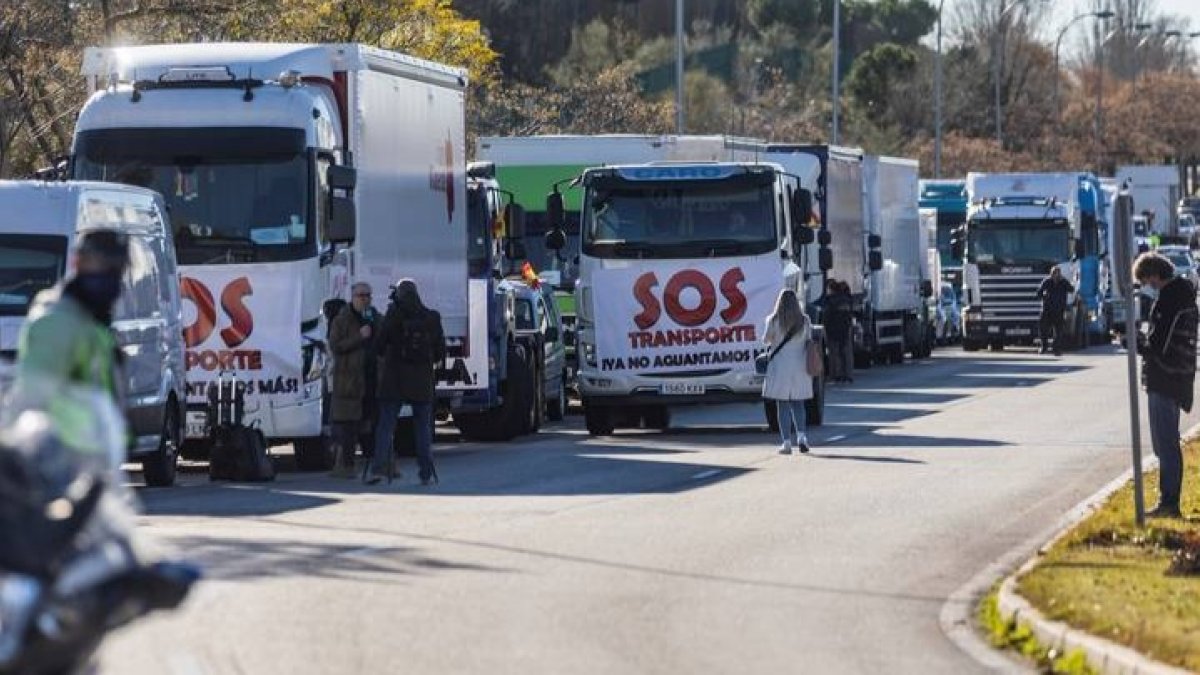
593, 257, 779, 375
179, 264, 302, 406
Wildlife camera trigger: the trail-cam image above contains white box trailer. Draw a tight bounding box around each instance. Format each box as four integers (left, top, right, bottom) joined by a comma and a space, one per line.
1116, 164, 1180, 235
75, 43, 469, 468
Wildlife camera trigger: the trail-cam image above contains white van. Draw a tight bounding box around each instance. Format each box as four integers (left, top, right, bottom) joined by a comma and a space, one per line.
0, 180, 186, 486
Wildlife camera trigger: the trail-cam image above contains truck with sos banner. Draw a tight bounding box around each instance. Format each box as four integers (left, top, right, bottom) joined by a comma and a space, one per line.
73, 43, 470, 469
563, 162, 827, 436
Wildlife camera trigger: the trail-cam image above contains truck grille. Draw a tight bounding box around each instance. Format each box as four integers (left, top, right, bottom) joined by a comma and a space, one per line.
979, 273, 1042, 322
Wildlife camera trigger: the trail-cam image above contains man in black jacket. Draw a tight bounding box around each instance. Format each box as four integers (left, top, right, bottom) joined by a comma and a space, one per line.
1134, 252, 1198, 518
1036, 267, 1075, 355
824, 280, 854, 383
368, 279, 446, 486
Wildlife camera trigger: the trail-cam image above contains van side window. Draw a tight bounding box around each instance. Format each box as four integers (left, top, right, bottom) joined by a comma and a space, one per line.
114, 237, 160, 322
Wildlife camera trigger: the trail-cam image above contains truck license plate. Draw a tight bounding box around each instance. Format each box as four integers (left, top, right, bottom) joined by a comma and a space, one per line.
1007, 328, 1031, 336
660, 382, 705, 395
185, 411, 208, 439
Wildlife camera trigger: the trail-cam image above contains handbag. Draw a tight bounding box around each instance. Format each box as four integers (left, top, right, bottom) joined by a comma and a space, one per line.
806, 338, 824, 377
755, 328, 798, 375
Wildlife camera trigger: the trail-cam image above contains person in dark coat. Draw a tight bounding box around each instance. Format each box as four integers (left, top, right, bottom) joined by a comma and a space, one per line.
327, 283, 380, 478
369, 279, 446, 485
1035, 267, 1075, 355
824, 280, 854, 383
1134, 252, 1198, 518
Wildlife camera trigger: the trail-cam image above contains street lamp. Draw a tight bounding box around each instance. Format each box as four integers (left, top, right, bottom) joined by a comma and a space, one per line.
675, 0, 684, 134
1053, 10, 1114, 118
934, 0, 946, 178
831, 0, 841, 144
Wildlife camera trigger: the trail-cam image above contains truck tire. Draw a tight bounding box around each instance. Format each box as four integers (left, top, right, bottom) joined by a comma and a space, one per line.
505, 345, 537, 439
546, 373, 567, 422
142, 403, 180, 488
805, 376, 825, 427
764, 400, 780, 433
294, 436, 332, 471
962, 338, 982, 352
584, 404, 615, 436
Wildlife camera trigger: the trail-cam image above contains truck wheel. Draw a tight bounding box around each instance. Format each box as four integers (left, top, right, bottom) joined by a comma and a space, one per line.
546, 374, 567, 422
504, 345, 536, 438
641, 406, 671, 431
142, 403, 180, 488
764, 401, 780, 433
962, 338, 981, 352
294, 436, 333, 471
805, 376, 825, 427
584, 404, 615, 437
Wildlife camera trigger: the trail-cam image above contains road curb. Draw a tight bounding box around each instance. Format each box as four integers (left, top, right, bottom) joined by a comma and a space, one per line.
992, 422, 1200, 675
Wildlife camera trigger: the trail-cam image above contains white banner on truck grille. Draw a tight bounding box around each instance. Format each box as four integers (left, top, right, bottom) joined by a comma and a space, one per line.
179, 263, 302, 408
593, 256, 779, 375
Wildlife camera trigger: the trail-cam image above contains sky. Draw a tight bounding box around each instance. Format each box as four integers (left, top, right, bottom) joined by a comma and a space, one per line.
1044, 0, 1197, 53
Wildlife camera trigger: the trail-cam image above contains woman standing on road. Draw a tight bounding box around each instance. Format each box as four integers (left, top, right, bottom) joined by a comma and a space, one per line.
762, 289, 814, 455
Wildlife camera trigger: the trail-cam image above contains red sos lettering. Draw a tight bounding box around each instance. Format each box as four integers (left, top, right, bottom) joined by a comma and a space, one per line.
180, 277, 255, 348
633, 268, 747, 329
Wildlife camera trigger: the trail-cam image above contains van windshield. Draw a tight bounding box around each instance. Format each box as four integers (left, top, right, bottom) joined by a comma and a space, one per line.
0, 234, 67, 316
74, 127, 311, 265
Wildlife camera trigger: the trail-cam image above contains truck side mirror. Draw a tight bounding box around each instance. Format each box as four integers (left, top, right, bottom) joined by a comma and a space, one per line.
791, 188, 814, 225
327, 165, 357, 192
545, 326, 560, 342
545, 227, 567, 251
563, 328, 576, 347
546, 188, 566, 229
818, 230, 832, 247
869, 250, 884, 271
505, 203, 527, 239
867, 234, 882, 249
504, 238, 527, 261
818, 248, 834, 272
920, 279, 934, 298
792, 224, 815, 246
328, 196, 356, 243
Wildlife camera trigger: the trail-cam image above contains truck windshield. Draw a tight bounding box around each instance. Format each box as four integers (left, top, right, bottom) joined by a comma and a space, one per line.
582, 175, 777, 258
74, 127, 311, 265
0, 234, 66, 316
968, 221, 1069, 265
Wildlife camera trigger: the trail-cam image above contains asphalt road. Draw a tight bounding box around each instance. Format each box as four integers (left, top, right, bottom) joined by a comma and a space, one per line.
98, 345, 1197, 674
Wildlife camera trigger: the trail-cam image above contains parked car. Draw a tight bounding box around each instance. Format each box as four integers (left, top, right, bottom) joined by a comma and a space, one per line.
935, 282, 962, 345
1159, 245, 1199, 287
0, 180, 186, 486
507, 278, 569, 426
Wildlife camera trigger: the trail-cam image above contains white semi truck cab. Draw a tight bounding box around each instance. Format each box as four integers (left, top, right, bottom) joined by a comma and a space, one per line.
958, 173, 1082, 351
567, 162, 826, 436
73, 43, 470, 469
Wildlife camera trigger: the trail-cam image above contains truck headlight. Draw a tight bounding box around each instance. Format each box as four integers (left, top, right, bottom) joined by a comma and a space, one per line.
582, 340, 597, 367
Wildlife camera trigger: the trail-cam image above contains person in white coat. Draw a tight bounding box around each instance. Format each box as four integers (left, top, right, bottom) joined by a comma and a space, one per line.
762, 289, 813, 454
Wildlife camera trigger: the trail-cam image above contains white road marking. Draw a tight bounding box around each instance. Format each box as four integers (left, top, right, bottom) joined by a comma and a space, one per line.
691, 469, 722, 480
826, 434, 848, 443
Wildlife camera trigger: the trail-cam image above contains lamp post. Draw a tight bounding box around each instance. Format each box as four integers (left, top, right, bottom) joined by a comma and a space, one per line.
675, 0, 684, 134
1053, 10, 1114, 120
934, 0, 946, 178
831, 0, 841, 144
1095, 20, 1116, 174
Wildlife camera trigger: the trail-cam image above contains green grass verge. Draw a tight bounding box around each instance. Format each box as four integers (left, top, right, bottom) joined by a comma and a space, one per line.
978, 586, 1097, 675
1015, 441, 1200, 671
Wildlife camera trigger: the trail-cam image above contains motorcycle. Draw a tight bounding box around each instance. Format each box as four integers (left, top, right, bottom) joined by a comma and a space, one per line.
0, 396, 200, 675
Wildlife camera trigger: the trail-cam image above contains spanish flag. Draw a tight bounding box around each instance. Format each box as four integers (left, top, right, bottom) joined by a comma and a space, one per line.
521, 261, 540, 289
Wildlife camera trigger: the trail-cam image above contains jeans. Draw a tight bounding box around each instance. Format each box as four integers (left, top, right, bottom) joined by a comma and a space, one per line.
1039, 312, 1064, 352
776, 399, 807, 445
829, 338, 853, 380
1148, 391, 1183, 510
372, 400, 436, 480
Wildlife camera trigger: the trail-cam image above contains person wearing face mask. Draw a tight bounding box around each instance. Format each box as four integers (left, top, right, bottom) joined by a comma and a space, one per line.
327, 282, 382, 478
1134, 252, 1198, 519
7, 230, 130, 456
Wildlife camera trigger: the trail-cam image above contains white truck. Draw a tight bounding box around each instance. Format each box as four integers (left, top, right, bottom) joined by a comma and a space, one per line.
567, 162, 827, 435
73, 43, 469, 469
957, 173, 1083, 351
863, 155, 934, 362
1116, 164, 1180, 236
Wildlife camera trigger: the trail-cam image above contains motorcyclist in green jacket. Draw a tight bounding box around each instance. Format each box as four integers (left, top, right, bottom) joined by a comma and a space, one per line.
6, 230, 130, 460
